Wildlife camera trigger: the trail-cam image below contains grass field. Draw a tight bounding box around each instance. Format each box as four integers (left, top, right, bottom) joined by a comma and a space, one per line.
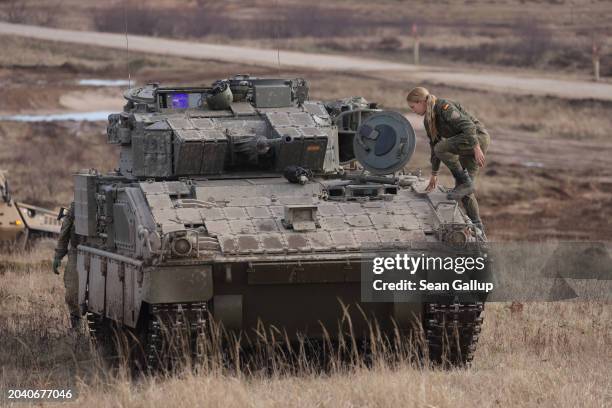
0, 245, 610, 407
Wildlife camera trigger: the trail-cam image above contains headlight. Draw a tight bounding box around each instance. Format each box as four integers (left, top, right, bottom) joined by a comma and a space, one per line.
171, 236, 193, 257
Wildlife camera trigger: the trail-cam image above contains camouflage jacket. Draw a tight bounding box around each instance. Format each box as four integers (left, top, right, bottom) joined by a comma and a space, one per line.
424, 98, 488, 172
54, 202, 80, 259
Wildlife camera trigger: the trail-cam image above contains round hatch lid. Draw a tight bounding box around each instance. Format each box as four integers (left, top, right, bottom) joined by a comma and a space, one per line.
124, 85, 155, 104
353, 111, 416, 175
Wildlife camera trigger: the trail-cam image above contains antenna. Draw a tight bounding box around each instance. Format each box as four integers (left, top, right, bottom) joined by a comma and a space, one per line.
123, 0, 132, 89
274, 0, 281, 73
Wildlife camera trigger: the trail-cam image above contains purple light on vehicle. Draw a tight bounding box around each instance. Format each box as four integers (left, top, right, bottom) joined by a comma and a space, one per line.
171, 93, 189, 109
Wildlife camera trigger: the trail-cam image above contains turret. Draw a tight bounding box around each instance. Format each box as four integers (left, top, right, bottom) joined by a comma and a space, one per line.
106, 75, 415, 180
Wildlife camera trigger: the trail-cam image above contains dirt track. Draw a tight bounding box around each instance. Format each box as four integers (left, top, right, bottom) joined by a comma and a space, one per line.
2, 22, 612, 102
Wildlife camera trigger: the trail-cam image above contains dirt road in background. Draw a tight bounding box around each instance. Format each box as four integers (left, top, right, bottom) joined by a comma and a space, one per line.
2, 22, 611, 101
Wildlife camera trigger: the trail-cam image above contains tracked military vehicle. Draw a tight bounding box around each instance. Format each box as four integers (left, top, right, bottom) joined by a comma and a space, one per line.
75, 75, 486, 368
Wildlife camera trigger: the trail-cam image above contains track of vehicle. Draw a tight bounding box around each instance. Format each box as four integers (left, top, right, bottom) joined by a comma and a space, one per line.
424, 302, 485, 366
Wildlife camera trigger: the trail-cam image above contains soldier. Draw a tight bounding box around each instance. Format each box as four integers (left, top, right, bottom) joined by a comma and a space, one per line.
0, 171, 8, 201
52, 202, 82, 329
406, 87, 490, 234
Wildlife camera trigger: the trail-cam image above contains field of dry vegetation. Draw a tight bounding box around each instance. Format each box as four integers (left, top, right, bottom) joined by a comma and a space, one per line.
0, 3, 611, 405
1, 244, 610, 407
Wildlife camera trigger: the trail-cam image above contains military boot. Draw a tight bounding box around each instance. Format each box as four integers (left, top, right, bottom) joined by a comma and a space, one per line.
447, 170, 474, 200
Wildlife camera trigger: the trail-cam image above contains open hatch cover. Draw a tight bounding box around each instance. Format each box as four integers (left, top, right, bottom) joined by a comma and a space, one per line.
353, 111, 416, 175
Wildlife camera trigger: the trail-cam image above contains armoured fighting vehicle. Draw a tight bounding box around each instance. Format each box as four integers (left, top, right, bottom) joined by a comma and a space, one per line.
75, 75, 486, 368
0, 170, 61, 248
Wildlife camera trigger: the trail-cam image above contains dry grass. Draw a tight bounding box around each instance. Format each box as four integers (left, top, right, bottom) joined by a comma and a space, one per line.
0, 121, 116, 207
0, 245, 610, 407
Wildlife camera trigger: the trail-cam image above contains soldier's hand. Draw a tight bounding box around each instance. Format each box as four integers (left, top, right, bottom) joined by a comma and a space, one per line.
52, 258, 61, 275
474, 144, 486, 168
425, 175, 438, 192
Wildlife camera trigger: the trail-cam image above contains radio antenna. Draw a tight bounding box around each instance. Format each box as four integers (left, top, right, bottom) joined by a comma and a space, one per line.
274, 0, 281, 73
123, 0, 132, 89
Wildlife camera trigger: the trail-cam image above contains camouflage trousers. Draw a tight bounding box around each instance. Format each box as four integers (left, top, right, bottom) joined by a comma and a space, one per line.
63, 249, 79, 317
433, 132, 491, 224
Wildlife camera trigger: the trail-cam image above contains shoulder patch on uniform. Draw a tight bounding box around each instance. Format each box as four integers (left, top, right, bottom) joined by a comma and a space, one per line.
442, 103, 450, 110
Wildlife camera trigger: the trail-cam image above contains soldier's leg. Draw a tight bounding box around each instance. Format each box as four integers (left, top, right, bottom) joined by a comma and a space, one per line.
434, 138, 474, 198
461, 194, 479, 221
459, 133, 490, 227
459, 159, 485, 237
433, 138, 463, 176
63, 250, 80, 328
459, 158, 481, 224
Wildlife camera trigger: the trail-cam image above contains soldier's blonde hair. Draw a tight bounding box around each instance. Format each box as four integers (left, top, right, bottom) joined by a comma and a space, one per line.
406, 87, 437, 141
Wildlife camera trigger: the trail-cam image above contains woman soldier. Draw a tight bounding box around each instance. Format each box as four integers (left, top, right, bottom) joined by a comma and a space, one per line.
406, 87, 490, 233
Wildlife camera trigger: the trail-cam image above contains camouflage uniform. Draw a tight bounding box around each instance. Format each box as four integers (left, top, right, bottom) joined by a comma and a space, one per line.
54, 202, 81, 325
424, 98, 491, 226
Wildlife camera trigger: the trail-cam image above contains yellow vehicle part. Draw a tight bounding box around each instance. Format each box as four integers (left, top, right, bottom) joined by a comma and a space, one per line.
15, 202, 62, 234
0, 200, 25, 241
0, 201, 61, 244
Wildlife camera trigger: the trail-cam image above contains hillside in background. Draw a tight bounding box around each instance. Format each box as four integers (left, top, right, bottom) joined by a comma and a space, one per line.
0, 0, 610, 77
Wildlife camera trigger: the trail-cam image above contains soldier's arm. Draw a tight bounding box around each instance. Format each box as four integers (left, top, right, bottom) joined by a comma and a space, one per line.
424, 120, 441, 175
54, 207, 74, 260
441, 104, 479, 149
430, 140, 441, 175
